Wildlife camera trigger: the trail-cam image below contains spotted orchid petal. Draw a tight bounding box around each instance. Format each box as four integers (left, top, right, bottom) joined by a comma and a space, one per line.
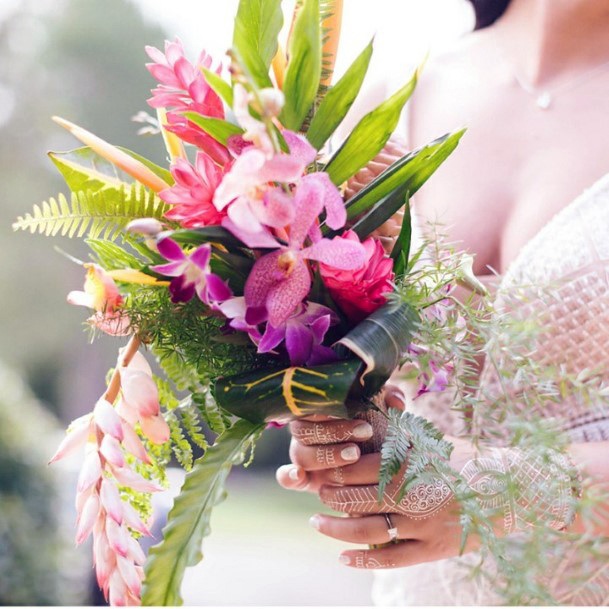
302, 236, 366, 270
302, 172, 346, 230
289, 177, 325, 249
265, 260, 311, 327
221, 217, 281, 248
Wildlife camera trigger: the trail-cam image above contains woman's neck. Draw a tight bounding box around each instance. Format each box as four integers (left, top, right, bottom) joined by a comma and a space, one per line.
492, 0, 609, 85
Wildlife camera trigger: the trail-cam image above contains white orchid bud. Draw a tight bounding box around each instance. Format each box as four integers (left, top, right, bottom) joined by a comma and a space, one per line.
257, 88, 285, 117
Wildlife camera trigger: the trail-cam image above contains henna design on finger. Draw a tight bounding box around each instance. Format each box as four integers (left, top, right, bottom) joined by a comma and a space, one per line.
331, 466, 345, 485
352, 551, 397, 569
316, 447, 337, 467
322, 478, 453, 519
292, 422, 354, 446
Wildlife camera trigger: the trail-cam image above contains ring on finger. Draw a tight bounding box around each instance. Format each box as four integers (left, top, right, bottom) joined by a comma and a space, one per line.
383, 513, 399, 543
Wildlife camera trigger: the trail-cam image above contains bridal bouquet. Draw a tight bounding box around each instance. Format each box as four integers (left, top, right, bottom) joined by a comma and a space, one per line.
14, 0, 469, 605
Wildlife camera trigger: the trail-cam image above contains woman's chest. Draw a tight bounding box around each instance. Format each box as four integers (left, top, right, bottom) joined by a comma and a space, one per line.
410, 82, 609, 274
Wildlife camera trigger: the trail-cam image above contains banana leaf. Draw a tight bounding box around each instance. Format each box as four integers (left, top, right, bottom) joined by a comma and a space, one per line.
214, 358, 361, 423
336, 297, 420, 396
142, 419, 264, 606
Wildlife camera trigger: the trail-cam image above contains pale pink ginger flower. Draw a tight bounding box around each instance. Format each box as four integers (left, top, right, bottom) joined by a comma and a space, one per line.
145, 38, 229, 165
67, 264, 130, 336
319, 230, 395, 323
159, 151, 227, 228
243, 175, 366, 327
50, 350, 168, 605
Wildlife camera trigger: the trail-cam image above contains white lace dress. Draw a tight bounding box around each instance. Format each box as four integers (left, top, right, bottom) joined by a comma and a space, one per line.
372, 173, 609, 605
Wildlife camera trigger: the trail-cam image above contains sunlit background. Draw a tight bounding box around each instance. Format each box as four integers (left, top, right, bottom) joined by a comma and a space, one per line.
0, 0, 472, 604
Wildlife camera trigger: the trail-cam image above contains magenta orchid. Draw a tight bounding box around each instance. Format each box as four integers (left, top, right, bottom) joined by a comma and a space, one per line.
151, 237, 231, 305
160, 151, 227, 228
244, 176, 366, 327
146, 38, 229, 165
258, 302, 338, 366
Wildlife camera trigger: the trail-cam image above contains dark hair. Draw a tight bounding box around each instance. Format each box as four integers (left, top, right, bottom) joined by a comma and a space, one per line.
468, 0, 511, 30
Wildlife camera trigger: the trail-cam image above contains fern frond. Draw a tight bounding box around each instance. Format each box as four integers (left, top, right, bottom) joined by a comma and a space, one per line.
13, 184, 168, 241
192, 391, 230, 435
166, 410, 194, 470
87, 238, 146, 270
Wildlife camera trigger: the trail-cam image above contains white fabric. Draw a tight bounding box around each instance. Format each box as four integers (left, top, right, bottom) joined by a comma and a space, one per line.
373, 173, 609, 605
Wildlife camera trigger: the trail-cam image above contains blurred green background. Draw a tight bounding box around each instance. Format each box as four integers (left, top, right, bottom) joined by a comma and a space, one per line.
0, 0, 469, 604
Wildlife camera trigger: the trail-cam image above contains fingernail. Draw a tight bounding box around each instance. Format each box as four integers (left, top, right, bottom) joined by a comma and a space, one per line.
309, 515, 321, 530
339, 554, 351, 565
353, 422, 373, 439
341, 446, 359, 461
289, 467, 300, 481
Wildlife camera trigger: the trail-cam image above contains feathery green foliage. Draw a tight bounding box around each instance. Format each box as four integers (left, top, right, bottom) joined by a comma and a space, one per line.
13, 184, 168, 241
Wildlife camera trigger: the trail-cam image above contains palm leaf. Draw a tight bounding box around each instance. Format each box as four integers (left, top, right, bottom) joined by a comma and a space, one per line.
232, 0, 283, 89
323, 71, 418, 186
214, 358, 362, 423
280, 0, 322, 131
344, 130, 465, 221
307, 39, 373, 150
390, 197, 412, 276
347, 187, 409, 240
86, 238, 146, 270
13, 185, 168, 241
141, 420, 265, 606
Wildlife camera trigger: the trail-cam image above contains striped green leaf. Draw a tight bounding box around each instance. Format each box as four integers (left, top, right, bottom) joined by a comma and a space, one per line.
183, 113, 244, 146
307, 39, 374, 150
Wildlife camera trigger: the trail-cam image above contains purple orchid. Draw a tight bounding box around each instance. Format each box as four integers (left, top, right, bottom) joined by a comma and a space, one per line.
243, 175, 366, 327
212, 131, 346, 248
258, 302, 338, 366
151, 237, 231, 305
217, 296, 262, 344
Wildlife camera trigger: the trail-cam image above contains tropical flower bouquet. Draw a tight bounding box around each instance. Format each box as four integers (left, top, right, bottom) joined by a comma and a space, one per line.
14, 0, 473, 605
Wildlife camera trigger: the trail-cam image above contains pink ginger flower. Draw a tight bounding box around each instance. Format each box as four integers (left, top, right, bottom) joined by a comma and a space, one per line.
160, 151, 227, 228
244, 176, 366, 327
319, 230, 395, 323
50, 351, 167, 605
213, 131, 344, 248
67, 264, 130, 336
151, 237, 231, 305
146, 38, 229, 165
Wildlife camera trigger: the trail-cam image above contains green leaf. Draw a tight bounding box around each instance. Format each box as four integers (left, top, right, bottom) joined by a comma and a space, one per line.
348, 187, 409, 240
324, 71, 418, 185
49, 146, 172, 194
210, 249, 254, 294
232, 0, 283, 89
307, 39, 374, 150
214, 358, 362, 424
280, 0, 322, 130
12, 185, 168, 241
345, 130, 465, 220
336, 297, 420, 396
183, 113, 244, 146
142, 419, 265, 606
202, 68, 234, 107
86, 238, 145, 270
169, 226, 246, 251
390, 197, 412, 276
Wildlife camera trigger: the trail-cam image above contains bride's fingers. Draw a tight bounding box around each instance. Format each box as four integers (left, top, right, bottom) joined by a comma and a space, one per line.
319, 484, 391, 514
289, 440, 362, 471
290, 419, 373, 446
310, 513, 421, 545
308, 453, 382, 487
275, 464, 311, 492
339, 542, 427, 569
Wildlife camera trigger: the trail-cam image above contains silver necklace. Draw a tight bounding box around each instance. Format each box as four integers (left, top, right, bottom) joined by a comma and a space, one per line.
511, 59, 609, 110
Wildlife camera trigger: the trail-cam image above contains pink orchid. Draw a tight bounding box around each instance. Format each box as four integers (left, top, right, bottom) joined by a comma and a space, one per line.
217, 296, 263, 345
257, 302, 338, 366
160, 151, 227, 228
213, 132, 347, 248
67, 264, 130, 336
146, 38, 229, 165
319, 230, 395, 323
151, 237, 231, 305
244, 176, 366, 327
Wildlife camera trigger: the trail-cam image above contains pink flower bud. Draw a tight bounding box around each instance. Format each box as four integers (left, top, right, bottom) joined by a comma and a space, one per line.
117, 554, 142, 597
121, 423, 151, 464
140, 413, 171, 445
77, 450, 102, 492
110, 465, 164, 493
100, 479, 124, 524
127, 536, 147, 565
75, 492, 100, 544
122, 501, 151, 537
49, 416, 91, 464
99, 435, 125, 467
108, 569, 129, 606
94, 399, 124, 441
119, 368, 160, 417
105, 518, 129, 558
93, 533, 115, 591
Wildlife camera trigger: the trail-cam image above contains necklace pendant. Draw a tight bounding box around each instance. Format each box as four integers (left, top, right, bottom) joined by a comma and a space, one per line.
536, 91, 552, 110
